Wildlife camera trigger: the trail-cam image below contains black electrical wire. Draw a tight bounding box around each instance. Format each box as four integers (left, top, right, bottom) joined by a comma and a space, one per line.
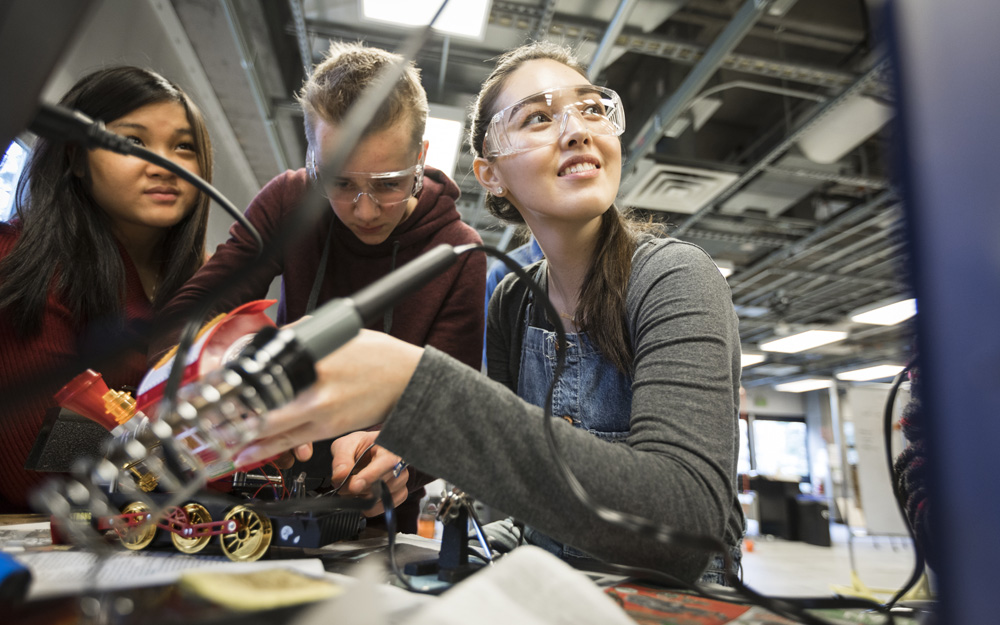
881, 360, 927, 610
379, 481, 450, 596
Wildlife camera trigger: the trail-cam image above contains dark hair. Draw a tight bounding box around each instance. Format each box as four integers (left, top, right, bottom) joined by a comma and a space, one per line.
298, 41, 428, 155
0, 65, 213, 334
469, 42, 658, 373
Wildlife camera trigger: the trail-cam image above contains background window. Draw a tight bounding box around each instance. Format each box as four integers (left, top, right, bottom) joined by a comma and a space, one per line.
751, 418, 809, 480
737, 418, 751, 475
1, 139, 29, 222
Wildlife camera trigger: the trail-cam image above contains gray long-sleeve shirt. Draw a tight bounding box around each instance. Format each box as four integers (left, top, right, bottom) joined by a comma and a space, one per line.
378, 237, 743, 583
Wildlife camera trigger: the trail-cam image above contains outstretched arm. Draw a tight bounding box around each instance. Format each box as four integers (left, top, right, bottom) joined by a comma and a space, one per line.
234, 330, 423, 468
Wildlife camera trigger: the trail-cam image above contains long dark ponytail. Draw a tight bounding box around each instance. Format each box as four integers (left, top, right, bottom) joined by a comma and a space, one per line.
0, 66, 213, 335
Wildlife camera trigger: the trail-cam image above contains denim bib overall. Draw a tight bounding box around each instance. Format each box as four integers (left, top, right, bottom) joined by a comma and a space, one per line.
516, 299, 633, 560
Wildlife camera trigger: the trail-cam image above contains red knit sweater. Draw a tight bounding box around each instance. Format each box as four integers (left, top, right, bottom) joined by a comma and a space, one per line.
0, 223, 154, 512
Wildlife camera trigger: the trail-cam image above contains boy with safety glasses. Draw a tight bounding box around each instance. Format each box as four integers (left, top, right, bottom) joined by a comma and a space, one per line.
153, 42, 486, 533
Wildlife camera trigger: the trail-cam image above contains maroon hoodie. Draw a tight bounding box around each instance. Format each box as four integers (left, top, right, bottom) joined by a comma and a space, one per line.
153, 167, 484, 366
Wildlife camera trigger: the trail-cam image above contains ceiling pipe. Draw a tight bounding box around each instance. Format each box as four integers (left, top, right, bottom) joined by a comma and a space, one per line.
532, 0, 557, 41
685, 78, 828, 114
763, 165, 887, 190
785, 207, 899, 268
679, 228, 791, 248
587, 0, 641, 82
221, 0, 289, 172
672, 57, 891, 237
765, 268, 894, 288
437, 36, 451, 99
288, 0, 314, 75
729, 189, 896, 295
623, 0, 774, 177
307, 7, 862, 90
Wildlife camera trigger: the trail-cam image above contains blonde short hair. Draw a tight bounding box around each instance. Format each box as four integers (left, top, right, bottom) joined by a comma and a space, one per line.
298, 41, 428, 153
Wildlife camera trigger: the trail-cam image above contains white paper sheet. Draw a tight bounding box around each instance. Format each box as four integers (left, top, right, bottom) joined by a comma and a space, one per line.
14, 549, 326, 599
400, 546, 634, 625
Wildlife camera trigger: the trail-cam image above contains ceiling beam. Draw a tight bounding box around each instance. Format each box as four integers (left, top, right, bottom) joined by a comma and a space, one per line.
730, 189, 897, 297
623, 0, 774, 177
288, 0, 313, 75
221, 0, 289, 172
587, 0, 641, 82
671, 57, 891, 237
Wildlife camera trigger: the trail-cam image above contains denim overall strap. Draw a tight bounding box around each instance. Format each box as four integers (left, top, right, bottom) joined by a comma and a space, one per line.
516, 297, 633, 561
516, 304, 632, 441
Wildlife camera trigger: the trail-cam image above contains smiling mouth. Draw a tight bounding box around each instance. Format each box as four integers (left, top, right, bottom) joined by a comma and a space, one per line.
558, 162, 599, 177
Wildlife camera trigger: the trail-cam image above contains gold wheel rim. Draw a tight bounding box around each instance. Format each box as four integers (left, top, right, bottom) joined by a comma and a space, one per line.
171, 503, 212, 554
219, 505, 272, 562
119, 502, 156, 550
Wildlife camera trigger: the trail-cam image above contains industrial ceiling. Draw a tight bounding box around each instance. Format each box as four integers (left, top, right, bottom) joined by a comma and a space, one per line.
168, 0, 910, 389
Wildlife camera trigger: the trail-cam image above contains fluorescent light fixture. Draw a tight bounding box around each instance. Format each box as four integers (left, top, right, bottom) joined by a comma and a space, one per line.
768, 0, 800, 17
797, 94, 893, 164
760, 330, 847, 353
715, 259, 734, 278
775, 378, 832, 393
360, 0, 492, 39
835, 364, 905, 382
423, 116, 463, 178
850, 298, 917, 326
741, 353, 766, 367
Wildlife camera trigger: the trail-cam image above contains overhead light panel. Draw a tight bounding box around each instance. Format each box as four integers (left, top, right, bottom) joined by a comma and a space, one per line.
797, 94, 893, 164
767, 0, 800, 17
716, 259, 734, 278
360, 0, 492, 40
850, 298, 917, 326
775, 378, 832, 393
741, 353, 766, 367
760, 330, 847, 353
423, 116, 463, 178
835, 364, 906, 382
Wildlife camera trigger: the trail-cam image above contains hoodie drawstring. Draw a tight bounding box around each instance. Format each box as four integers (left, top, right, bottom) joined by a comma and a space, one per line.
306, 222, 335, 315
383, 239, 400, 333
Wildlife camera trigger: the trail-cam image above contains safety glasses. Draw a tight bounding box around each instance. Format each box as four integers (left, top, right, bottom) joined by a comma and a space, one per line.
483, 85, 625, 158
307, 150, 425, 209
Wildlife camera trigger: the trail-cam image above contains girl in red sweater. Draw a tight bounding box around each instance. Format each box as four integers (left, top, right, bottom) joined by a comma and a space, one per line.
0, 66, 214, 512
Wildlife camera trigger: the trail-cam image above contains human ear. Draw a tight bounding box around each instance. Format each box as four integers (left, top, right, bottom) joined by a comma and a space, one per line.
473, 156, 504, 195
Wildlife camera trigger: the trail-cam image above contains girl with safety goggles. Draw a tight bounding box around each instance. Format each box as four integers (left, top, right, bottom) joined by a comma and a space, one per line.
468, 42, 744, 587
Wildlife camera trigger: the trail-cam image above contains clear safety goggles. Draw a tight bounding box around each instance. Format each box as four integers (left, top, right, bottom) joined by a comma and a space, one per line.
482, 85, 626, 158
307, 150, 424, 209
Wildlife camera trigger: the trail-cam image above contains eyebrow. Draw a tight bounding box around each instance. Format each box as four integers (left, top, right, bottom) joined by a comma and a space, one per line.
507, 86, 604, 117
107, 121, 195, 137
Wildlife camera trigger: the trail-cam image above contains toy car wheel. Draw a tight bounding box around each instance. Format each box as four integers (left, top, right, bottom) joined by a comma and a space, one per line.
219, 505, 272, 562
119, 501, 157, 550
171, 503, 212, 554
